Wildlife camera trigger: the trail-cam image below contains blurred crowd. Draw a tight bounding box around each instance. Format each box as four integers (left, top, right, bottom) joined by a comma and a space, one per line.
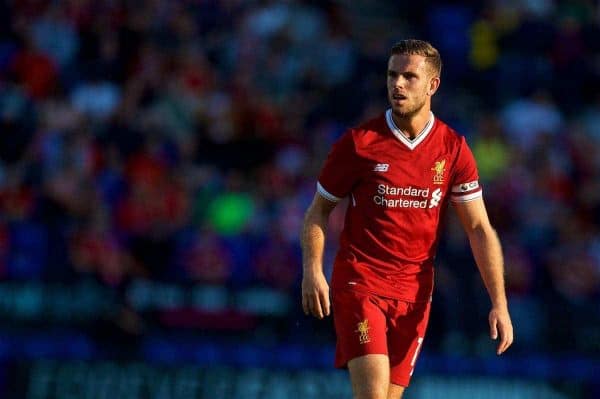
1, 0, 600, 359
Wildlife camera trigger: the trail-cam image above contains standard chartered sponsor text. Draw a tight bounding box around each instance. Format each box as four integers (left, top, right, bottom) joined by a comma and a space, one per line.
374, 184, 430, 209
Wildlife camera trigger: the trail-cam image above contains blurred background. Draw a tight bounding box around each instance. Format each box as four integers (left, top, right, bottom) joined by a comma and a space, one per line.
0, 0, 599, 398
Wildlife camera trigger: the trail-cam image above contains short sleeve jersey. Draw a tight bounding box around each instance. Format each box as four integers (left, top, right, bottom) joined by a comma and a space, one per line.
318, 110, 482, 302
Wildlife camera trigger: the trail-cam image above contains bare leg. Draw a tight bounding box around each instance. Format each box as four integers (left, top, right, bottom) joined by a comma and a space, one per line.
387, 383, 405, 399
348, 354, 390, 399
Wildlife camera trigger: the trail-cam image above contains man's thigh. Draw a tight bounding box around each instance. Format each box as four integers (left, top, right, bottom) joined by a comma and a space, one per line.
347, 356, 407, 399
332, 288, 389, 369
332, 289, 431, 388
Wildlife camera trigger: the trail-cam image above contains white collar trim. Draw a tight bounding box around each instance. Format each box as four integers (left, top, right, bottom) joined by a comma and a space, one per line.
385, 109, 435, 150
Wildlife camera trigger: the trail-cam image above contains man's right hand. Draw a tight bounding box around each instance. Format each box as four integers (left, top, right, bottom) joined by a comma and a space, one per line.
301, 271, 331, 319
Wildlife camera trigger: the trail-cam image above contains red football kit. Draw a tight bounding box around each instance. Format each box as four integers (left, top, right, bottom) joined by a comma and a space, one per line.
318, 110, 482, 386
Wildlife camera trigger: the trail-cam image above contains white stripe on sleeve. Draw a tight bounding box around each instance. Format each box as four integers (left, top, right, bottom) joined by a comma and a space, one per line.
317, 182, 342, 202
451, 190, 483, 202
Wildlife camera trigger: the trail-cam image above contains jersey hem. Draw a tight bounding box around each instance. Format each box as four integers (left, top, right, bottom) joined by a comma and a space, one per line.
331, 282, 433, 304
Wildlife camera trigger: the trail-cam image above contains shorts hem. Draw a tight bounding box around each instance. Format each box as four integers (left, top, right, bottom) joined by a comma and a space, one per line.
335, 351, 389, 370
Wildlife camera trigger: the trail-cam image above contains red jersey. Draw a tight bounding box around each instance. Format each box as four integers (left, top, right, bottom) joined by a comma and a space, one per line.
318, 110, 482, 302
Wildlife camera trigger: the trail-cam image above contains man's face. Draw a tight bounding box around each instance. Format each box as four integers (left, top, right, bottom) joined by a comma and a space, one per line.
387, 54, 437, 119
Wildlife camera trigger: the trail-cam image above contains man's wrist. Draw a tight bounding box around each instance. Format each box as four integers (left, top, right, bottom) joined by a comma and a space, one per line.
303, 263, 323, 276
491, 299, 508, 311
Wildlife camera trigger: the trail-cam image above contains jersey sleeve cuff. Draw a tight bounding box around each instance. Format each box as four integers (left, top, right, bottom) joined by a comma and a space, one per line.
317, 182, 342, 202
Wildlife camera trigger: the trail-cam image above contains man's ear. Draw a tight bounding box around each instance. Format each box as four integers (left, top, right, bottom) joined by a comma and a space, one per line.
428, 76, 441, 96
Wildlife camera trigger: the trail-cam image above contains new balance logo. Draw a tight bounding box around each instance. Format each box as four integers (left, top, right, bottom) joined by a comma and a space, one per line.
373, 163, 389, 172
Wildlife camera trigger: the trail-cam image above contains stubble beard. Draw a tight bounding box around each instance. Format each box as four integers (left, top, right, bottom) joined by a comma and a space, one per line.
391, 97, 426, 121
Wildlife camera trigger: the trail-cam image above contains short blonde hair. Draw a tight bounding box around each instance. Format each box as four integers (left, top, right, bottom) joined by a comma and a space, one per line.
390, 39, 442, 77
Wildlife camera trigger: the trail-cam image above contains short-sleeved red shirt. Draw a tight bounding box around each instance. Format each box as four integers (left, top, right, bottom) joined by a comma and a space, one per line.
318, 110, 482, 302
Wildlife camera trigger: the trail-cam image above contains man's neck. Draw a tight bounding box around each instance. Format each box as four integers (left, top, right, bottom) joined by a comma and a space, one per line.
391, 109, 432, 140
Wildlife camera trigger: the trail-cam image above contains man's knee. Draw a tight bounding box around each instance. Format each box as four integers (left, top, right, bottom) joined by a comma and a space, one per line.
353, 386, 388, 399
348, 354, 390, 399
387, 383, 405, 399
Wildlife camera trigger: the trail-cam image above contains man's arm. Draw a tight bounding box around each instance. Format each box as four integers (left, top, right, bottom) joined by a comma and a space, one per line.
453, 197, 514, 355
301, 193, 338, 319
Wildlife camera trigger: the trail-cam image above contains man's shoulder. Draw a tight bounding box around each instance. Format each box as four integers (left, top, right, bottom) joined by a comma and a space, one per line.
354, 112, 387, 131
433, 116, 468, 147
433, 117, 462, 138
346, 113, 388, 142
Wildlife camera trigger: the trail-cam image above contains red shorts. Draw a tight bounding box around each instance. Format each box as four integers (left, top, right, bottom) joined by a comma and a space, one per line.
332, 287, 431, 387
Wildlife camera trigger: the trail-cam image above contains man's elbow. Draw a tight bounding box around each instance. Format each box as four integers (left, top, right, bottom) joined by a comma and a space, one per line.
467, 222, 498, 242
304, 203, 332, 226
